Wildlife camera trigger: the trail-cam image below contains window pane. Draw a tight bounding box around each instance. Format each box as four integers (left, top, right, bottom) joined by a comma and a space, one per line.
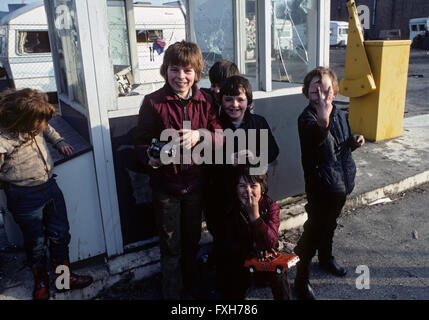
17, 31, 51, 54
271, 0, 317, 85
243, 0, 258, 83
51, 0, 86, 107
136, 29, 163, 43
107, 0, 131, 67
192, 0, 235, 83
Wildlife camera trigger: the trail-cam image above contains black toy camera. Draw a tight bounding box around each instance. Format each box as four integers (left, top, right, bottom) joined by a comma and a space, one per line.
149, 138, 175, 159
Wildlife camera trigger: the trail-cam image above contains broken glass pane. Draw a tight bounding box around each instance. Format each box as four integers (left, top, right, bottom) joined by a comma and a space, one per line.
271, 0, 316, 84
192, 0, 235, 80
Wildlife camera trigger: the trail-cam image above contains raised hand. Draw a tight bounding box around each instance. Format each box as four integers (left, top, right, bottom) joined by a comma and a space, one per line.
316, 85, 334, 128
240, 185, 261, 222
354, 134, 365, 147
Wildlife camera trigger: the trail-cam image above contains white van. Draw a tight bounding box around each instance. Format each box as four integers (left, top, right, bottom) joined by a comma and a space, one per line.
409, 17, 429, 41
0, 3, 185, 96
330, 21, 348, 46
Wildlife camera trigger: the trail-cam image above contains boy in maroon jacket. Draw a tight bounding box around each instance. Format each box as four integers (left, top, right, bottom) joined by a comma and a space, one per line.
134, 41, 223, 299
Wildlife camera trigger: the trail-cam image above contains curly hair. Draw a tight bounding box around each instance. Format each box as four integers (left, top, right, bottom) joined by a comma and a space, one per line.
160, 41, 204, 83
0, 88, 55, 135
302, 66, 339, 98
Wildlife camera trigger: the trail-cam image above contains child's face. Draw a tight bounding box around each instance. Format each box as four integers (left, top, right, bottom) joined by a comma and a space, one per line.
167, 64, 195, 96
221, 88, 248, 122
237, 177, 262, 204
308, 75, 336, 106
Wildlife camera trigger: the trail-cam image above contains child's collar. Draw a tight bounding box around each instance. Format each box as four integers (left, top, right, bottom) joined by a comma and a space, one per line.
164, 83, 205, 102
175, 88, 192, 100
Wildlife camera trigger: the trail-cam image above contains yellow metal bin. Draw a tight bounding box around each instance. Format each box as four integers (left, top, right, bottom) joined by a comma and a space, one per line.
348, 40, 411, 141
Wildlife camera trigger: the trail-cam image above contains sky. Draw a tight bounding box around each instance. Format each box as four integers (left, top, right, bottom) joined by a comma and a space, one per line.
0, 0, 172, 12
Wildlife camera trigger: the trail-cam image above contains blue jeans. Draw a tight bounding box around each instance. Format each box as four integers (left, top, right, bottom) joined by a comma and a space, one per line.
5, 176, 71, 268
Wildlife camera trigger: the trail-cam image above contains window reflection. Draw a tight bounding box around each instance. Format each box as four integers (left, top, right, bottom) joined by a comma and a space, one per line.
192, 0, 234, 82
271, 0, 317, 84
191, 0, 259, 88
243, 0, 258, 83
107, 0, 131, 67
108, 0, 135, 96
51, 0, 86, 106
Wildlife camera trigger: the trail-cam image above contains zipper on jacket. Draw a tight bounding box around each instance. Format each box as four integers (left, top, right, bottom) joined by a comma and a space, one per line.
183, 103, 188, 121
180, 98, 190, 172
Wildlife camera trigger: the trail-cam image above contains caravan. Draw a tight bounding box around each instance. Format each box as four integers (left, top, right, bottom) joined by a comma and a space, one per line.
0, 4, 55, 99
0, 2, 185, 97
133, 3, 185, 84
330, 21, 348, 46
409, 17, 429, 41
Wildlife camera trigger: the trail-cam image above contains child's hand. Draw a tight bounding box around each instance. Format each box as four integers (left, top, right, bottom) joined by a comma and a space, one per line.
177, 129, 200, 150
60, 145, 74, 157
146, 148, 162, 169
231, 149, 255, 166
316, 86, 334, 128
240, 186, 261, 222
354, 134, 365, 147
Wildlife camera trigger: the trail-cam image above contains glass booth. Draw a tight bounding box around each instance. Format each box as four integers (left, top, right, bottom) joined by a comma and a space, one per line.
42, 0, 330, 259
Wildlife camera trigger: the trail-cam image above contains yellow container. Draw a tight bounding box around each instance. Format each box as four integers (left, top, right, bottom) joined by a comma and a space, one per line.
348, 40, 411, 141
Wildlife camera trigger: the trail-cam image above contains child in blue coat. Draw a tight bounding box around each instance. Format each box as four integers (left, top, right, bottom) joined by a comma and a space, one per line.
294, 67, 365, 300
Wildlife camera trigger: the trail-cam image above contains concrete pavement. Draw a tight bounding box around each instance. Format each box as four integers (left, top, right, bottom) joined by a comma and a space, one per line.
1, 114, 429, 300
291, 182, 429, 300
